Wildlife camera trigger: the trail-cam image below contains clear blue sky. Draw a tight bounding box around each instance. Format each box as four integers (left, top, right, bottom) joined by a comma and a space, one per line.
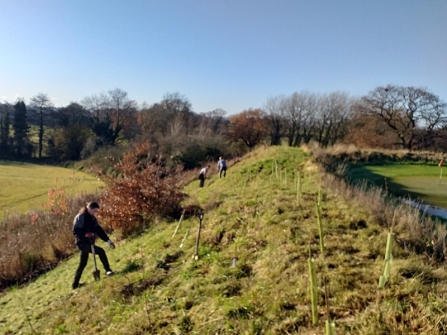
1, 0, 446, 115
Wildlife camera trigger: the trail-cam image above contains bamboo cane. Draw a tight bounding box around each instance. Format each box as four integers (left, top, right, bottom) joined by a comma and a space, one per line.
172, 209, 185, 238
179, 228, 190, 248
275, 160, 278, 179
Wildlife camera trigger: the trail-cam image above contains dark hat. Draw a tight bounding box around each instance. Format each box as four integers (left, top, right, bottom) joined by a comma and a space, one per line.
87, 201, 100, 209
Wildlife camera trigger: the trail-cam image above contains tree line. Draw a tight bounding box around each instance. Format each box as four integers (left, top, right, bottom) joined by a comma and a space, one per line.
1, 85, 446, 167
238, 85, 447, 152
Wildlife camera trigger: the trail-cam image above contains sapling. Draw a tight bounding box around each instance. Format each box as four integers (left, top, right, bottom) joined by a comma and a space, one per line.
325, 320, 336, 335
308, 257, 318, 326
296, 170, 301, 206
316, 202, 324, 253
378, 232, 394, 288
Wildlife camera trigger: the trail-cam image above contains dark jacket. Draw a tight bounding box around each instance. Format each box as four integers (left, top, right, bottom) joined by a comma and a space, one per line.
73, 212, 109, 248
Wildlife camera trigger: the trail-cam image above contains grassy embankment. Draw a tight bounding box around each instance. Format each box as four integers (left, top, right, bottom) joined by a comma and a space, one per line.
1, 146, 447, 334
0, 160, 104, 220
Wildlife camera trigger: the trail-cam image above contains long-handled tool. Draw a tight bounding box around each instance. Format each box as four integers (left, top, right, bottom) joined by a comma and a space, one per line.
90, 239, 101, 281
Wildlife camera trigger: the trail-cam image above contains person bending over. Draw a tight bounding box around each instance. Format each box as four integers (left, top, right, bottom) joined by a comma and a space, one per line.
199, 165, 210, 187
72, 201, 116, 289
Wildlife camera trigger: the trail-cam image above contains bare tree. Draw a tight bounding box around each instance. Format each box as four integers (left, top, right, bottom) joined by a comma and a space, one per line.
201, 108, 227, 134
106, 88, 139, 140
162, 92, 197, 136
139, 102, 167, 136
286, 92, 316, 146
81, 93, 108, 115
359, 85, 447, 150
81, 89, 138, 145
264, 96, 286, 145
314, 92, 352, 147
162, 92, 192, 116
30, 93, 52, 158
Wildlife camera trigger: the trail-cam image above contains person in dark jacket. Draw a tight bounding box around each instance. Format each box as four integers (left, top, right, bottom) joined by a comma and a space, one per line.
72, 201, 116, 289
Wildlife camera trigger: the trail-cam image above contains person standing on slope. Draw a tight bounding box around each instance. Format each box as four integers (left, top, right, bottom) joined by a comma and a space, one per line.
217, 156, 227, 178
72, 201, 116, 289
199, 165, 210, 187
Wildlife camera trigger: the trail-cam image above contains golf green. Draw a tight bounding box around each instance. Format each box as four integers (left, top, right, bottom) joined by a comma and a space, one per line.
347, 164, 447, 208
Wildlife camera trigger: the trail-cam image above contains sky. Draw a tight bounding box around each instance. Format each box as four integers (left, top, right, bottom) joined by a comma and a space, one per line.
1, 0, 446, 115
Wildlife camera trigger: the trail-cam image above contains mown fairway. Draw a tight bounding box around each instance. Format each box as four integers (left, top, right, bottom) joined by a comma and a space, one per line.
347, 163, 447, 208
2, 146, 447, 334
0, 161, 104, 220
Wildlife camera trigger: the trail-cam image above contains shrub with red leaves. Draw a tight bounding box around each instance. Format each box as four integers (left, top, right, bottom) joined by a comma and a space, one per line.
99, 142, 186, 237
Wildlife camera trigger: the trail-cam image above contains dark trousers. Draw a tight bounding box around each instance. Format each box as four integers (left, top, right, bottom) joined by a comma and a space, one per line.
199, 173, 205, 187
72, 242, 111, 288
219, 166, 227, 178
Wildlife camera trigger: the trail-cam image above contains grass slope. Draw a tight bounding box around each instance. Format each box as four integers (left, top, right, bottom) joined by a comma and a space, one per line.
1, 146, 447, 334
347, 163, 447, 208
0, 161, 104, 220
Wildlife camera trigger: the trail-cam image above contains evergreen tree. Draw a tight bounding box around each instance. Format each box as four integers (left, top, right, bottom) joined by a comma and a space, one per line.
12, 100, 31, 158
30, 93, 52, 159
0, 117, 4, 156
0, 108, 11, 156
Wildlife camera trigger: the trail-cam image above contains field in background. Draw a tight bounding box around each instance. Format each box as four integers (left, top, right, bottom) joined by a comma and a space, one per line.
0, 160, 104, 220
346, 163, 447, 208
